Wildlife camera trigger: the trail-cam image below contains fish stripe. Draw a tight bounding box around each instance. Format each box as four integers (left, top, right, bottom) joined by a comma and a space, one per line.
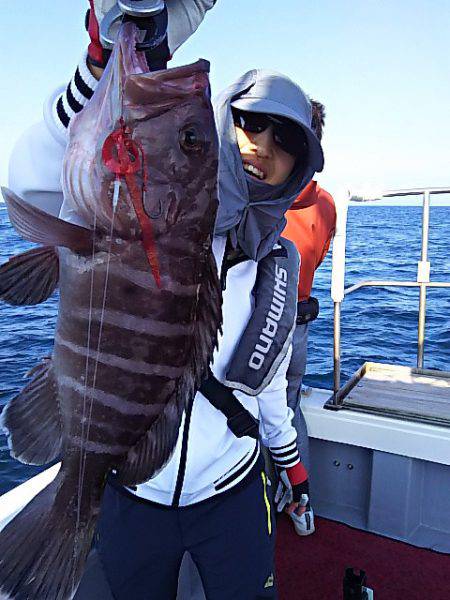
70, 436, 129, 455
69, 308, 193, 337
55, 345, 175, 401
55, 334, 185, 378
69, 418, 153, 447
58, 316, 189, 368
103, 262, 200, 296
59, 375, 163, 417
61, 275, 196, 324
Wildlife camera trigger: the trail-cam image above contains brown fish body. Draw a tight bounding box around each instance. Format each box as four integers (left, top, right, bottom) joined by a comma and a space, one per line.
55, 53, 220, 475
55, 233, 206, 466
0, 23, 221, 600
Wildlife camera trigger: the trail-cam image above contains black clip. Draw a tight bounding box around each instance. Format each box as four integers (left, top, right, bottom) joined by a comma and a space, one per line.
343, 568, 371, 600
100, 1, 169, 70
227, 411, 260, 440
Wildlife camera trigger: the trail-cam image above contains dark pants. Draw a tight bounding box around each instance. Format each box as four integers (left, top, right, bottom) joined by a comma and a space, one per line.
76, 459, 276, 600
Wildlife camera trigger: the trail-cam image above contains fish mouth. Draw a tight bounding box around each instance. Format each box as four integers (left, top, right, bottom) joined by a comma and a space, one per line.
243, 161, 267, 181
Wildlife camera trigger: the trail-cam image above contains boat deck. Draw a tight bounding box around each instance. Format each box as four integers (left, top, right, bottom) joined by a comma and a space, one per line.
2, 386, 450, 598
74, 514, 450, 600
332, 362, 450, 427
275, 514, 450, 600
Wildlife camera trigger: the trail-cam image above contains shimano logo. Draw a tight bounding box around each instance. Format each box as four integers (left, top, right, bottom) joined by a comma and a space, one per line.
249, 265, 287, 371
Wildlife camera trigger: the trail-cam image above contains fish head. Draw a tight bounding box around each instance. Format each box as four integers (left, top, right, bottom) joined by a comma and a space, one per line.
123, 60, 219, 250
62, 23, 218, 283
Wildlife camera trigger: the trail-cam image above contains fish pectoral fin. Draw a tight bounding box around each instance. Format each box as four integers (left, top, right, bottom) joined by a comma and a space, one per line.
116, 397, 185, 487
1, 356, 62, 465
191, 249, 222, 384
116, 251, 222, 488
1, 187, 94, 252
0, 246, 59, 305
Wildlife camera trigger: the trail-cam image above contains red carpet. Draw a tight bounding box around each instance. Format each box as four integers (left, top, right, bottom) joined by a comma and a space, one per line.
275, 515, 450, 600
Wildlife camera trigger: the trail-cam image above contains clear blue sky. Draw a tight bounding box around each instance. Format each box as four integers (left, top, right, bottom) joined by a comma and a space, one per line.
1, 0, 449, 204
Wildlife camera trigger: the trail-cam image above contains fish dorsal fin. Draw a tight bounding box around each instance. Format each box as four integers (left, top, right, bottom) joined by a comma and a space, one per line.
1, 187, 93, 252
116, 251, 222, 486
0, 246, 59, 305
1, 357, 63, 465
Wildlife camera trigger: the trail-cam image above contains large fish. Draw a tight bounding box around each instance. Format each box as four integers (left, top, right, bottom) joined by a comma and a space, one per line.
0, 23, 221, 600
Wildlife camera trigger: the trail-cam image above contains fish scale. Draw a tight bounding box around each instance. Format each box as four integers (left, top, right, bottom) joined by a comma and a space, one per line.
0, 22, 221, 600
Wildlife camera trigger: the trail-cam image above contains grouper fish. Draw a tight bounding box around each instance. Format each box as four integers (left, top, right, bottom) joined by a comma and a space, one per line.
0, 23, 221, 600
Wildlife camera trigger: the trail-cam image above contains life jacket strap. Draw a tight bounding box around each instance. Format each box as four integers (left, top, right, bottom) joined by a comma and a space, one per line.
200, 371, 259, 440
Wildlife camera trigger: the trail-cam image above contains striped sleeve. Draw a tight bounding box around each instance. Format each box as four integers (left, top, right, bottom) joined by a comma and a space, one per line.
269, 440, 300, 469
255, 346, 300, 466
52, 52, 98, 137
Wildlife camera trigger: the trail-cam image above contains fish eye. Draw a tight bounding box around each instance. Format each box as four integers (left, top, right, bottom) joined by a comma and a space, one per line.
179, 125, 205, 153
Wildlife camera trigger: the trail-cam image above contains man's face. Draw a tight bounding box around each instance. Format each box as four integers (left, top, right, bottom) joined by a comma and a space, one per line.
233, 110, 300, 186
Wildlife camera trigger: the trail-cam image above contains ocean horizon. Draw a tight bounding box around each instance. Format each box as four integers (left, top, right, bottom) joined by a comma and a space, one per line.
1, 204, 450, 493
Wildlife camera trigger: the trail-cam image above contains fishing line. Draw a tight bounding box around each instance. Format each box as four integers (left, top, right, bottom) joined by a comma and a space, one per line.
78, 209, 120, 568
73, 32, 126, 570
77, 210, 98, 501
74, 135, 102, 514
71, 207, 116, 590
72, 34, 146, 585
72, 205, 98, 583
82, 209, 117, 475
79, 40, 126, 484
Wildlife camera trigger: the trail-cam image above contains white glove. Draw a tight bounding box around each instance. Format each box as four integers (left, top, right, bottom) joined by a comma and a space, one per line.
274, 467, 310, 515
91, 0, 116, 25
167, 0, 217, 54
274, 470, 293, 513
92, 0, 217, 54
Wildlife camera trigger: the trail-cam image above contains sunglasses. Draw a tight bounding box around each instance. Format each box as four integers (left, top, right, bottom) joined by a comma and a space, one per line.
232, 108, 308, 158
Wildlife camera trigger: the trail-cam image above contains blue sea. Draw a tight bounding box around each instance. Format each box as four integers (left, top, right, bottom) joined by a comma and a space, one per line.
1, 204, 450, 494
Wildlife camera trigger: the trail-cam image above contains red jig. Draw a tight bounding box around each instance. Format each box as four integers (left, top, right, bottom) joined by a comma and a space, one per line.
102, 119, 161, 288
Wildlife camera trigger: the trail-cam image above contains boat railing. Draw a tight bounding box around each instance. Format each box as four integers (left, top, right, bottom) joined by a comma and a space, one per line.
329, 186, 450, 408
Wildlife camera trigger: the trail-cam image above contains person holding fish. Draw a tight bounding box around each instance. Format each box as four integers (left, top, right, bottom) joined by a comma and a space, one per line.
0, 2, 324, 599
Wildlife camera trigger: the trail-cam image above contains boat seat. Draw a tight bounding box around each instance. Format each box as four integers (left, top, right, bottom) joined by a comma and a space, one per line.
333, 362, 450, 427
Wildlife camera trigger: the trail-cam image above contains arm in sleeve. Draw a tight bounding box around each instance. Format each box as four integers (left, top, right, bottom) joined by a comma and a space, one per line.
50, 52, 99, 140
316, 198, 337, 268
316, 231, 333, 269
9, 1, 219, 211
8, 113, 67, 217
166, 0, 217, 54
257, 346, 301, 469
8, 82, 90, 226
53, 1, 218, 133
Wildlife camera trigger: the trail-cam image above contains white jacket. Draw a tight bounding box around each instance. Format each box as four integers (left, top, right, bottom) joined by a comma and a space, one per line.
8, 84, 300, 507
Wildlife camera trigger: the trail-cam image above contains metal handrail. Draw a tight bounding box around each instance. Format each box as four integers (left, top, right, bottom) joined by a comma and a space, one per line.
383, 187, 450, 197
330, 186, 450, 408
345, 280, 450, 295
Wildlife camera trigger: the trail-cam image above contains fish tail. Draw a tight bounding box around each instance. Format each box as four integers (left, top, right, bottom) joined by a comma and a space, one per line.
0, 466, 103, 600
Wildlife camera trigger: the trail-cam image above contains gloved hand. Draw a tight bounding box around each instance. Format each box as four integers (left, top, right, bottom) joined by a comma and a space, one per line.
274, 462, 309, 516
165, 0, 217, 55
274, 469, 293, 513
86, 0, 217, 68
